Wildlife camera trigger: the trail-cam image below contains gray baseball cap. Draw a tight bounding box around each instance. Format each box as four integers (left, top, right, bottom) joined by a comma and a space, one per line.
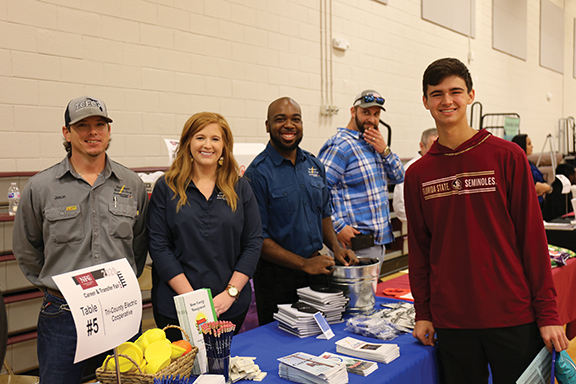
64, 96, 113, 126
353, 90, 386, 111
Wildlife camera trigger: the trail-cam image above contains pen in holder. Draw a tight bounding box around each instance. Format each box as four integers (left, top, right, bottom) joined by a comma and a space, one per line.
201, 320, 236, 384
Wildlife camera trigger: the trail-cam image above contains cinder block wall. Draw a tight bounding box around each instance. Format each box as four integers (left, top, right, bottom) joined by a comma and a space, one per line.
1, 0, 575, 172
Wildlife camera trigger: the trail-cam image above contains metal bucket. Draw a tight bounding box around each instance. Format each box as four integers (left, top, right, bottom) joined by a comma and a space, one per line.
329, 257, 380, 313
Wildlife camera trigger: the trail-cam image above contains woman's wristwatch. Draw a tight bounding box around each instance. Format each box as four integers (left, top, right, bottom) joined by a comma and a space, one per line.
226, 284, 239, 301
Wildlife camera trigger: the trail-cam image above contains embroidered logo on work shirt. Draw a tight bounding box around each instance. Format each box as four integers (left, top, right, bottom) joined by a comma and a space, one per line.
113, 185, 133, 199
308, 167, 320, 178
217, 192, 227, 201
422, 171, 496, 200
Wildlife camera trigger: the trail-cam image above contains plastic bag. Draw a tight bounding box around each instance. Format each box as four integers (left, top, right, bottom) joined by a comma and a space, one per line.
556, 350, 576, 384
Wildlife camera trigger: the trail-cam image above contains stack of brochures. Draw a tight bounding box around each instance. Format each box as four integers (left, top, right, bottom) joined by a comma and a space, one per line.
274, 304, 324, 338
318, 351, 378, 377
296, 287, 348, 323
335, 336, 400, 364
278, 352, 348, 384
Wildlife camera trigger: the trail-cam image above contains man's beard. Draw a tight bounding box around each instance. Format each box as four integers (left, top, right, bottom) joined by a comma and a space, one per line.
355, 116, 377, 133
269, 132, 302, 152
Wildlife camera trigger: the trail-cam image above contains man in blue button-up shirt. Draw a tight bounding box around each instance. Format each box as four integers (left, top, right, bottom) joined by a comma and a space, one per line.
244, 97, 357, 326
318, 90, 404, 263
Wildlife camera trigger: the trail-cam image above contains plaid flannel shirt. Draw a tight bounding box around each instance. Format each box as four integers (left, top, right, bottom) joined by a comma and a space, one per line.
318, 128, 404, 245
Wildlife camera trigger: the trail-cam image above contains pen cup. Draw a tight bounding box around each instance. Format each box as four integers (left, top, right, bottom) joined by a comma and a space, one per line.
207, 355, 231, 383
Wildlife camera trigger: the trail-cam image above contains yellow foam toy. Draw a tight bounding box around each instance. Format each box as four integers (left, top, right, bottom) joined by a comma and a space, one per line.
144, 339, 172, 374
141, 328, 167, 351
144, 356, 170, 374
102, 349, 142, 373
170, 343, 187, 360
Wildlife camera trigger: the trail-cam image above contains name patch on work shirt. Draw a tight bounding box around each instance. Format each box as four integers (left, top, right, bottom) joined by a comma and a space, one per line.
422, 170, 497, 200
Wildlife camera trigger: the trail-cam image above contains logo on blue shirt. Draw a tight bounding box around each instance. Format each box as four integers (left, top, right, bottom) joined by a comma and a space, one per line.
308, 167, 320, 178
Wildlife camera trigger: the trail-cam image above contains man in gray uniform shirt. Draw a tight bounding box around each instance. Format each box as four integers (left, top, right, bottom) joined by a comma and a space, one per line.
12, 96, 148, 384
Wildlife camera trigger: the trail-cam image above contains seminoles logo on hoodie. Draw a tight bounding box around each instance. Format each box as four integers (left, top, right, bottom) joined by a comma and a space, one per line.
422, 171, 496, 200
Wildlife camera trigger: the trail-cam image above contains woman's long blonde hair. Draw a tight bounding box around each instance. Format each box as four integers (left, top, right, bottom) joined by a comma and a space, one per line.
165, 112, 239, 212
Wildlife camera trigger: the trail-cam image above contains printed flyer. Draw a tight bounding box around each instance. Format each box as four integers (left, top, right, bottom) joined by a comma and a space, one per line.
52, 258, 142, 363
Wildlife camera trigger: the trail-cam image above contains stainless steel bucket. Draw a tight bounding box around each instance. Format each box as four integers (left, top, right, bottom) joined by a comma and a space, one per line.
329, 257, 380, 313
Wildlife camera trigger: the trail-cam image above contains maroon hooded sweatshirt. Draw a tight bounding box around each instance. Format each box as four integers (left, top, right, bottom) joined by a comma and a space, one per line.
405, 129, 560, 329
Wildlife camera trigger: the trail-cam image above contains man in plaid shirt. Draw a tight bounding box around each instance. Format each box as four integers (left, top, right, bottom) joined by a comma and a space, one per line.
318, 90, 404, 262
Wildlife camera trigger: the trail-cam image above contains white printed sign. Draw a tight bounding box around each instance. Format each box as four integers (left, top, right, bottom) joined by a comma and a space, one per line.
313, 312, 335, 340
52, 259, 142, 363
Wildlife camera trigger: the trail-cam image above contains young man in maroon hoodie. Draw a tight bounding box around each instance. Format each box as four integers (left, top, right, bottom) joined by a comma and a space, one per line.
405, 57, 569, 383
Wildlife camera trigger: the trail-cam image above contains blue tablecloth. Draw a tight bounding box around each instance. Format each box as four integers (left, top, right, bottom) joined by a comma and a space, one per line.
230, 297, 439, 383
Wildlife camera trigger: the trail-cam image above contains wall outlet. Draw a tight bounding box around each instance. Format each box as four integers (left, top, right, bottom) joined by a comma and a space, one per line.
332, 37, 349, 51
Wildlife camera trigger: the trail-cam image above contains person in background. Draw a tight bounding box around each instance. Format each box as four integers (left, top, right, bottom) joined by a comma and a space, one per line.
244, 97, 358, 326
406, 58, 569, 384
13, 96, 149, 384
392, 128, 438, 223
512, 134, 552, 205
318, 90, 404, 263
541, 162, 576, 221
148, 112, 262, 340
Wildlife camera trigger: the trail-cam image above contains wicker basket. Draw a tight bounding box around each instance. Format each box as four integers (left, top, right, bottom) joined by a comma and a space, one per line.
95, 325, 198, 384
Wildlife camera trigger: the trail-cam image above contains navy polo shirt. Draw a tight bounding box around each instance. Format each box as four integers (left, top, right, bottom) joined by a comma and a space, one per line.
147, 176, 262, 319
244, 142, 332, 258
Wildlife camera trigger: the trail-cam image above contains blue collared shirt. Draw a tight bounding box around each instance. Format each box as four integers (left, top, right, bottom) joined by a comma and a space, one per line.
318, 127, 404, 245
244, 142, 331, 258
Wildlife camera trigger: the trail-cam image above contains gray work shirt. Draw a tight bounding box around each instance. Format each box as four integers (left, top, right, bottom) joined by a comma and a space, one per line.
12, 155, 149, 291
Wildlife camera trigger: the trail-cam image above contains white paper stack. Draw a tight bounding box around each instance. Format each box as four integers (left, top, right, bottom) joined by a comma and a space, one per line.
278, 352, 348, 384
318, 351, 378, 377
296, 287, 348, 323
335, 337, 399, 364
274, 304, 323, 338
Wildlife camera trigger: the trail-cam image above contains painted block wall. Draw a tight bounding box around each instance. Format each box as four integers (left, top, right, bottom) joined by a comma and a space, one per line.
1, 0, 576, 172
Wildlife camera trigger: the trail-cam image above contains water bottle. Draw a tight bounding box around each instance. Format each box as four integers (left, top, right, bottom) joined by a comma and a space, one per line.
8, 182, 20, 216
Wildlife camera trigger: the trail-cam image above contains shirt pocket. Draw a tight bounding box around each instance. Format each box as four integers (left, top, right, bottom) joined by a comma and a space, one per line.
308, 176, 325, 212
109, 200, 137, 239
44, 206, 84, 244
270, 184, 297, 215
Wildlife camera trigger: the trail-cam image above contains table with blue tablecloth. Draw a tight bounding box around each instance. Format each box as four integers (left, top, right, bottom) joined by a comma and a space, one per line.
230, 297, 439, 383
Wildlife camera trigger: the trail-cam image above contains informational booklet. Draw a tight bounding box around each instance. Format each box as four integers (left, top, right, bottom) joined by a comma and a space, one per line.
319, 351, 378, 376
278, 352, 348, 384
174, 288, 217, 375
335, 336, 399, 364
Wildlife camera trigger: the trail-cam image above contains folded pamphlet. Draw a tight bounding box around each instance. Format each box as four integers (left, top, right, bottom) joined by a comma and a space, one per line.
335, 336, 399, 364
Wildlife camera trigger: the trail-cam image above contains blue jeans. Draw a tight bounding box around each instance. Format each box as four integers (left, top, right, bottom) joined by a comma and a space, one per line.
37, 292, 86, 384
